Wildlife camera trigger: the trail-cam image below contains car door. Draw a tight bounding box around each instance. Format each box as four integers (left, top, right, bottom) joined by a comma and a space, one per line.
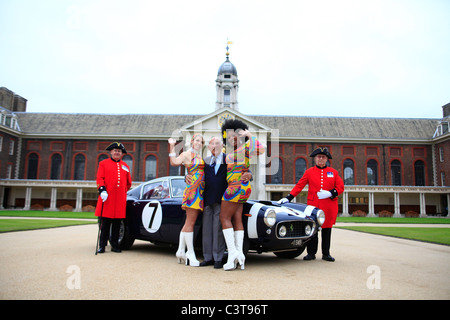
131, 180, 184, 244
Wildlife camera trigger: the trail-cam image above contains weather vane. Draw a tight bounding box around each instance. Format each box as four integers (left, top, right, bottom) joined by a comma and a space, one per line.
226, 38, 232, 58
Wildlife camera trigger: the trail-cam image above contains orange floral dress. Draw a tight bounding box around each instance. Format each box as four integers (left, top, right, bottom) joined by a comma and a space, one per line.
222, 137, 265, 203
182, 153, 205, 211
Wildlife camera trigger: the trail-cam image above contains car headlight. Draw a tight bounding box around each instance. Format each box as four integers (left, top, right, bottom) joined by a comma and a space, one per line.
279, 225, 287, 237
305, 224, 312, 236
264, 209, 276, 227
317, 209, 325, 226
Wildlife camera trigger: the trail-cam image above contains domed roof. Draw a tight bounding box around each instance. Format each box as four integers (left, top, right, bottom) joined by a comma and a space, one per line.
218, 56, 237, 76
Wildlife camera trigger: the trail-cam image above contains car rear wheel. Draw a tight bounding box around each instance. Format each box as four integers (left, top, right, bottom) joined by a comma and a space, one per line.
119, 220, 135, 250
273, 246, 306, 259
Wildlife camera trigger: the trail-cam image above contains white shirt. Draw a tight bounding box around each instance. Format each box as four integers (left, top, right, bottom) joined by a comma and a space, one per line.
210, 152, 223, 174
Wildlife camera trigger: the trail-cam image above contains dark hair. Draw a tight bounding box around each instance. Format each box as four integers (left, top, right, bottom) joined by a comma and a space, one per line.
221, 119, 249, 145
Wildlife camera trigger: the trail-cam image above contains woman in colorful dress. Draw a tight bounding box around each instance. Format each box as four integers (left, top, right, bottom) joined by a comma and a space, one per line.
220, 119, 265, 270
168, 134, 205, 266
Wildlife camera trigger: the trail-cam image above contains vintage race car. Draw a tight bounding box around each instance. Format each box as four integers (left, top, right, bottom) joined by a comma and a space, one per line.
120, 176, 325, 259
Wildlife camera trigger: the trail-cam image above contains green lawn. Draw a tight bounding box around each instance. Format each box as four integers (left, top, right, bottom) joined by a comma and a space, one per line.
0, 210, 97, 233
0, 218, 97, 233
0, 210, 96, 219
337, 216, 450, 224
336, 226, 450, 245
336, 216, 450, 245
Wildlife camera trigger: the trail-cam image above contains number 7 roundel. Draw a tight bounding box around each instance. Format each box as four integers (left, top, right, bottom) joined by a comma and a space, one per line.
141, 201, 163, 233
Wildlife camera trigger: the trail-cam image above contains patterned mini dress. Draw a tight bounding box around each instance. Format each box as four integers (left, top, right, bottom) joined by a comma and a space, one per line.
222, 136, 264, 203
182, 152, 205, 211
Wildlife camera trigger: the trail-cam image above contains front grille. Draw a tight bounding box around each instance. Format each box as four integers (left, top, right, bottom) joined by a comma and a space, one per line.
276, 220, 315, 239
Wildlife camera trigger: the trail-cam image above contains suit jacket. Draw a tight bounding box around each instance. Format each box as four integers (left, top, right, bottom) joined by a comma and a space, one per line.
203, 153, 228, 207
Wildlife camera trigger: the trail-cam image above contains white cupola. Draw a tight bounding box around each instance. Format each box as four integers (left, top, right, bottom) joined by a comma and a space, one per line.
215, 46, 239, 111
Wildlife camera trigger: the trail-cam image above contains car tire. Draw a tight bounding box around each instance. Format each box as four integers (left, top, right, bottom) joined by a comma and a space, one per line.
119, 220, 135, 250
243, 235, 250, 257
273, 246, 306, 259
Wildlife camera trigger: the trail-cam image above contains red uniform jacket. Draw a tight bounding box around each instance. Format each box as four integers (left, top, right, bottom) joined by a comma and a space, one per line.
290, 166, 344, 228
95, 158, 132, 219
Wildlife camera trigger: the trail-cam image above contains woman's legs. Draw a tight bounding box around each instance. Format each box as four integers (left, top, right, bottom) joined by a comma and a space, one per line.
220, 201, 245, 270
220, 201, 241, 229
175, 231, 186, 263
182, 208, 200, 232
232, 204, 244, 231
179, 208, 200, 266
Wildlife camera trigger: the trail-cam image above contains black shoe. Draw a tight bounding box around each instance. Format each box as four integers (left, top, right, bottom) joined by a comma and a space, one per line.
322, 254, 335, 262
214, 261, 223, 269
200, 260, 214, 267
303, 254, 316, 261
97, 247, 105, 254
111, 247, 121, 253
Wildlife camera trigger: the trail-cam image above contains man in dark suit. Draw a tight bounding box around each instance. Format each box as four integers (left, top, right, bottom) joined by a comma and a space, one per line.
200, 137, 228, 268
187, 136, 251, 268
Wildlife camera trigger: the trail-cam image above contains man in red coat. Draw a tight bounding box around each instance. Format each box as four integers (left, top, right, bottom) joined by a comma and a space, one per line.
95, 142, 132, 253
278, 147, 344, 261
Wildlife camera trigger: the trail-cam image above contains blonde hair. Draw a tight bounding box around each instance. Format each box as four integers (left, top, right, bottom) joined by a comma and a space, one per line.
191, 134, 205, 146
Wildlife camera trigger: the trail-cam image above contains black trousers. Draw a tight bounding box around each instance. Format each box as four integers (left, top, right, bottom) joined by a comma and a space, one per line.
99, 218, 122, 249
306, 227, 332, 256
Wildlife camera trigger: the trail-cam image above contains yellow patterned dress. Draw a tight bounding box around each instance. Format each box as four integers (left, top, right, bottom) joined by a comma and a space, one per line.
222, 136, 265, 203
182, 153, 205, 211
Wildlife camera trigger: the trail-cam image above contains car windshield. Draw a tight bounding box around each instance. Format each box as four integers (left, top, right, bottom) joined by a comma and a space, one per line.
141, 180, 170, 200
171, 179, 186, 198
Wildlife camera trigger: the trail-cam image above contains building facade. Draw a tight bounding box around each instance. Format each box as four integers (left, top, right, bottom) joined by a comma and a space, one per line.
0, 54, 449, 216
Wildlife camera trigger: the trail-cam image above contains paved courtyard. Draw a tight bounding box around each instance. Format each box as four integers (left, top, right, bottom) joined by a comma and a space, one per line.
1, 223, 449, 300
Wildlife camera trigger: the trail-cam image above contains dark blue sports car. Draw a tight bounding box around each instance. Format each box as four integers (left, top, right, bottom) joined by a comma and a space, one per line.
120, 176, 325, 259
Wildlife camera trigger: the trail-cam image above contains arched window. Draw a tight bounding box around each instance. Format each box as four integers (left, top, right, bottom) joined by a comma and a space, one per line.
271, 158, 283, 184
98, 154, 108, 165
27, 153, 39, 179
224, 89, 231, 102
414, 160, 425, 186
367, 159, 378, 185
343, 159, 354, 185
295, 158, 307, 182
73, 154, 86, 180
145, 155, 157, 181
50, 154, 62, 180
123, 154, 133, 177
391, 160, 402, 186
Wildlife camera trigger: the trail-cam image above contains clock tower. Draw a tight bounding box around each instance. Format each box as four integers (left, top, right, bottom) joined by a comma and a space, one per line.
215, 47, 239, 111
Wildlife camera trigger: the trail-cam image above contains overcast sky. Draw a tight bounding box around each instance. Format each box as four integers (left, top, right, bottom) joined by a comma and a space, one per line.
1, 0, 449, 119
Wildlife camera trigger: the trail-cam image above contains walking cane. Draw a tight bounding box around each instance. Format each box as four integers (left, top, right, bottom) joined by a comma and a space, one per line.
95, 201, 104, 255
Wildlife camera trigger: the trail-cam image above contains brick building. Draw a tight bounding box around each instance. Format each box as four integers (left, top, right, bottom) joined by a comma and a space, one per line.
0, 54, 449, 216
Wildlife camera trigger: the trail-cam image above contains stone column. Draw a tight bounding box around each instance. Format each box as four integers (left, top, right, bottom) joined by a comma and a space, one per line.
0, 186, 4, 210
24, 187, 32, 210
419, 193, 427, 217
447, 194, 450, 216
75, 188, 83, 212
368, 192, 375, 217
394, 192, 401, 217
341, 191, 349, 216
49, 187, 57, 211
